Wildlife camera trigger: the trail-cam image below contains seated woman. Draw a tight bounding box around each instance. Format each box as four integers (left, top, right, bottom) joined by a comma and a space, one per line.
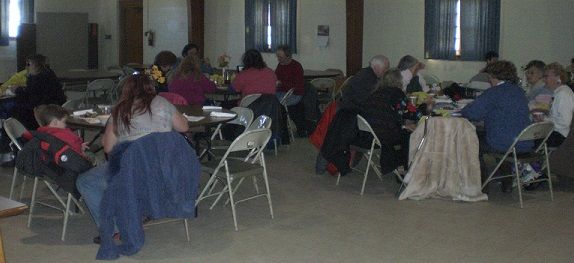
361, 68, 423, 174
168, 54, 216, 106
231, 49, 277, 97
542, 62, 574, 147
461, 60, 532, 192
397, 55, 428, 93
152, 50, 178, 93
523, 60, 553, 111
76, 74, 189, 243
12, 54, 66, 130
179, 43, 214, 75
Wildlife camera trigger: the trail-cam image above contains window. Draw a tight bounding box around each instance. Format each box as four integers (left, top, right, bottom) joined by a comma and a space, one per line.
245, 0, 297, 53
9, 0, 22, 38
1, 0, 33, 45
425, 0, 500, 61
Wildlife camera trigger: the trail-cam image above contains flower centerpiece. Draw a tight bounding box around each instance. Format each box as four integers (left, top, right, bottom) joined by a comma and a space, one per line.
218, 53, 231, 68
145, 65, 167, 92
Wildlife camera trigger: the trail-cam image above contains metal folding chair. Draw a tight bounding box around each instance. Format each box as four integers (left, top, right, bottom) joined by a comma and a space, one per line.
481, 121, 555, 208
85, 79, 115, 105
196, 129, 273, 231
199, 107, 254, 159
279, 88, 296, 145
239, 94, 262, 107
335, 115, 383, 195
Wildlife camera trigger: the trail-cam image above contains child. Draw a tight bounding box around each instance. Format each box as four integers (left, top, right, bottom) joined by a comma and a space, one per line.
22, 104, 88, 156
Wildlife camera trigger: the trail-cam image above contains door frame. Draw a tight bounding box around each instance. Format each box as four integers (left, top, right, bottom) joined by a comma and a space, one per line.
119, 0, 143, 65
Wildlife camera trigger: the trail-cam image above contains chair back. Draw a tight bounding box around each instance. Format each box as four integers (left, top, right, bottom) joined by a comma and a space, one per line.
334, 75, 353, 100
247, 115, 272, 131
62, 99, 87, 111
4, 118, 28, 151
514, 121, 554, 142
279, 88, 294, 105
86, 79, 115, 93
228, 107, 254, 130
122, 66, 137, 76
158, 92, 189, 105
356, 115, 381, 146
310, 78, 336, 93
422, 73, 440, 86
224, 129, 272, 157
240, 94, 262, 107
109, 76, 129, 102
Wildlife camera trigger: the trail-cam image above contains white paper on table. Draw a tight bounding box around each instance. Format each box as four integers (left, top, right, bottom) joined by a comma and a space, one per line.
202, 106, 223, 110
73, 109, 95, 116
183, 114, 205, 122
210, 112, 236, 118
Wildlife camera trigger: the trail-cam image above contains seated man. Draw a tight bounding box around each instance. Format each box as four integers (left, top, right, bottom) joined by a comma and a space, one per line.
341, 55, 389, 111
275, 45, 304, 106
523, 60, 553, 112
461, 60, 532, 192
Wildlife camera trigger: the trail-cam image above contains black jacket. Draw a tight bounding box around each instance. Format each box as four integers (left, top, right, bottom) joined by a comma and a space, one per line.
341, 67, 378, 110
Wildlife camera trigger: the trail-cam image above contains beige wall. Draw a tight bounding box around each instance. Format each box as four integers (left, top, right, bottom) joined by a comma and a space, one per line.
364, 0, 574, 83
204, 0, 347, 72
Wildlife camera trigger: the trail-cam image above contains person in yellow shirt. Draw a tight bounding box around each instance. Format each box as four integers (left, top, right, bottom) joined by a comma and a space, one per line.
0, 69, 28, 94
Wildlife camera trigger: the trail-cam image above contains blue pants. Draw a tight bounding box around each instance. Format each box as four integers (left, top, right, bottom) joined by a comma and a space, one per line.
76, 163, 108, 228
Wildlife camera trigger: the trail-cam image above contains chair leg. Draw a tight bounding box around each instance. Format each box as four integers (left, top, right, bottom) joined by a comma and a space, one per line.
261, 154, 274, 219
183, 219, 190, 242
273, 139, 278, 156
61, 193, 72, 241
27, 177, 39, 228
336, 173, 341, 185
224, 178, 246, 206
544, 145, 554, 201
226, 172, 239, 231
513, 151, 524, 208
210, 184, 230, 210
9, 167, 18, 200
252, 176, 260, 194
19, 176, 27, 201
360, 151, 373, 195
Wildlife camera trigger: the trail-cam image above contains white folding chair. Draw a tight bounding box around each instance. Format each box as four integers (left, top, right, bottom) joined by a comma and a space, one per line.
336, 115, 383, 195
239, 94, 262, 107
5, 118, 85, 241
5, 118, 28, 201
199, 107, 254, 159
62, 99, 88, 111
85, 79, 115, 104
196, 129, 273, 231
279, 88, 296, 144
422, 73, 440, 87
481, 121, 555, 208
395, 116, 430, 196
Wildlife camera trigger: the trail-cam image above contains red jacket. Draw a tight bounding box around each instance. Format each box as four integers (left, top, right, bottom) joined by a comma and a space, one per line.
309, 101, 339, 175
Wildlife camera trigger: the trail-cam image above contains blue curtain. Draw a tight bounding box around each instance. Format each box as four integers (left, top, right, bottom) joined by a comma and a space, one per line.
0, 0, 9, 45
270, 0, 296, 52
460, 0, 500, 61
425, 0, 500, 61
245, 0, 296, 53
424, 0, 457, 60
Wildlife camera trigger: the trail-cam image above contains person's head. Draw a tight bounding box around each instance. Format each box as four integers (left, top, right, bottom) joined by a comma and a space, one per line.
484, 51, 499, 65
154, 51, 177, 72
276, 45, 292, 65
34, 104, 69, 128
379, 68, 403, 90
543, 62, 567, 90
112, 74, 157, 134
483, 60, 519, 85
523, 60, 545, 85
369, 55, 390, 78
181, 43, 199, 57
397, 55, 423, 74
26, 54, 48, 75
174, 54, 201, 81
242, 49, 267, 70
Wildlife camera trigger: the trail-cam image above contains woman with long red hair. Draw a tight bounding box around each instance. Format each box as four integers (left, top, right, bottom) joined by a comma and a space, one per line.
76, 74, 189, 243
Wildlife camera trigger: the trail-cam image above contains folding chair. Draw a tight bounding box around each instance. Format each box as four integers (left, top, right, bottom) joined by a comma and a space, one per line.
85, 79, 115, 105
199, 107, 254, 159
210, 115, 272, 158
395, 116, 430, 196
279, 88, 296, 144
239, 94, 262, 107
481, 121, 555, 208
6, 118, 86, 241
336, 115, 383, 195
196, 129, 273, 231
5, 118, 28, 201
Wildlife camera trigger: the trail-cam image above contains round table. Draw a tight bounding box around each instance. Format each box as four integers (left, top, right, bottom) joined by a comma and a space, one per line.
66, 105, 236, 131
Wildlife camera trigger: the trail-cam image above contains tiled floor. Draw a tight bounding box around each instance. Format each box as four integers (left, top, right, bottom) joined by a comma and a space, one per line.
1, 138, 573, 262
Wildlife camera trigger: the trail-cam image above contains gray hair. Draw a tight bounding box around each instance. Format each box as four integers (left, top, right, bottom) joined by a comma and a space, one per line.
369, 55, 389, 69
397, 55, 419, 71
380, 68, 403, 89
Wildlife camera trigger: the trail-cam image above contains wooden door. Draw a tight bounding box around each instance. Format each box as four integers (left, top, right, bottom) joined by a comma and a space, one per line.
119, 0, 143, 65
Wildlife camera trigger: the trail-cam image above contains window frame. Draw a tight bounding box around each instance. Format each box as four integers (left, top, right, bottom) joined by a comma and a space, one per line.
245, 0, 297, 54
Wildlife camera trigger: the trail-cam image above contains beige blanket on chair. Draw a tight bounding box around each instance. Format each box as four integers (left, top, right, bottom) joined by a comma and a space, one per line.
399, 117, 488, 201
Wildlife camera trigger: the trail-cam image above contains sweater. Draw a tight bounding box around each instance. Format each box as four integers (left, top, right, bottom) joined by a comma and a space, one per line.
232, 67, 277, 96
461, 82, 533, 152
275, 59, 305, 95
168, 73, 216, 106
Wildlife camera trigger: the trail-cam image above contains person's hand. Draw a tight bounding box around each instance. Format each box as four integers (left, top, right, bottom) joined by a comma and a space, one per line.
81, 142, 90, 152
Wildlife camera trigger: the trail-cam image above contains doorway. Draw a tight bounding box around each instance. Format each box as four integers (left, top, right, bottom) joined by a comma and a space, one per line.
119, 0, 143, 66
